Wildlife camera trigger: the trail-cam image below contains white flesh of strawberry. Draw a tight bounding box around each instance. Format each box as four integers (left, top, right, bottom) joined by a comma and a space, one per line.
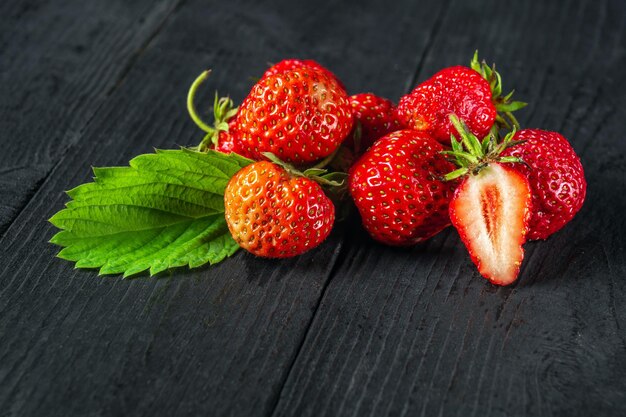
450, 163, 531, 285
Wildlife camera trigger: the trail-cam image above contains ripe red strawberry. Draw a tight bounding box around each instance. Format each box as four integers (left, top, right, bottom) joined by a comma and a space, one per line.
347, 93, 402, 153
502, 129, 586, 240
348, 129, 457, 246
214, 119, 241, 154
443, 115, 532, 285
224, 161, 335, 258
449, 163, 532, 285
262, 59, 346, 90
396, 52, 526, 145
232, 65, 354, 164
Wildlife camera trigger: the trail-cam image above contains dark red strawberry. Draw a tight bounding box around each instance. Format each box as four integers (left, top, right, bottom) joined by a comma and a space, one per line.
502, 129, 586, 240
232, 65, 353, 164
347, 93, 402, 154
396, 52, 526, 145
224, 161, 335, 258
348, 129, 457, 246
262, 59, 345, 90
443, 115, 532, 285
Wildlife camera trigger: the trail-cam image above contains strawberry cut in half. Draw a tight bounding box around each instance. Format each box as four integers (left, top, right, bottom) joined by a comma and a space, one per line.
449, 163, 531, 285
442, 115, 532, 285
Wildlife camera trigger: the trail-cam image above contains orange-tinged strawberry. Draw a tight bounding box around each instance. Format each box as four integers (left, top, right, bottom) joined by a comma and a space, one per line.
224, 161, 335, 258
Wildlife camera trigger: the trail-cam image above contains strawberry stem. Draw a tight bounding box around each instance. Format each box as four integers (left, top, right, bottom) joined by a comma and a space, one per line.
186, 70, 239, 152
187, 70, 214, 134
442, 114, 526, 179
449, 114, 484, 158
444, 167, 469, 181
470, 51, 527, 130
309, 146, 341, 170
262, 152, 347, 189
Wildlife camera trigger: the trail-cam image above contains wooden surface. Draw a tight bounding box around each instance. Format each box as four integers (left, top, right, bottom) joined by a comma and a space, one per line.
0, 0, 624, 416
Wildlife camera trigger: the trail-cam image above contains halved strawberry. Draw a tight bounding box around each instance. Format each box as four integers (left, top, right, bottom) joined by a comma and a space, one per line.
443, 115, 532, 285
449, 163, 531, 285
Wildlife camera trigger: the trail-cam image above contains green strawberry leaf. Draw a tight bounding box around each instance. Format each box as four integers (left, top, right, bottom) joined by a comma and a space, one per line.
495, 100, 528, 113
49, 148, 252, 277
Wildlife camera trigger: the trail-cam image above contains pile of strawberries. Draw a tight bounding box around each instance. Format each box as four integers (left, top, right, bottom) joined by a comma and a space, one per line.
188, 54, 586, 286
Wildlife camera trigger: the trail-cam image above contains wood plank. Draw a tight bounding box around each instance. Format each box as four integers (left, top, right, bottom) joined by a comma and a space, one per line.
272, 0, 626, 416
0, 0, 180, 236
0, 0, 447, 415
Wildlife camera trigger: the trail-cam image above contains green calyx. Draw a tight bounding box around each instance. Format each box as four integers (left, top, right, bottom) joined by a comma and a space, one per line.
470, 51, 527, 130
187, 70, 239, 152
262, 152, 348, 189
441, 114, 526, 181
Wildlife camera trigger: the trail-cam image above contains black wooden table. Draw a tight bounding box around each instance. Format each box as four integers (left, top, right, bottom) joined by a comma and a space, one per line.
1, 0, 625, 416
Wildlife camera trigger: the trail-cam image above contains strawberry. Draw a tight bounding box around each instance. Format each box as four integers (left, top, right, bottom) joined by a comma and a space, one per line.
224, 160, 335, 258
502, 129, 586, 240
348, 129, 457, 246
186, 71, 240, 153
214, 119, 240, 154
396, 52, 526, 145
449, 163, 532, 285
232, 64, 354, 164
347, 93, 402, 154
262, 59, 346, 90
443, 115, 532, 285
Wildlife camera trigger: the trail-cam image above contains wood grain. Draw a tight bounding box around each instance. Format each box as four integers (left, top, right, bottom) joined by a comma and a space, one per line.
272, 0, 626, 416
1, 0, 624, 416
0, 0, 180, 236
0, 0, 449, 416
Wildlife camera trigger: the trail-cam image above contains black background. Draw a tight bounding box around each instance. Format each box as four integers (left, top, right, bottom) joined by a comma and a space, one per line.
1, 0, 625, 416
